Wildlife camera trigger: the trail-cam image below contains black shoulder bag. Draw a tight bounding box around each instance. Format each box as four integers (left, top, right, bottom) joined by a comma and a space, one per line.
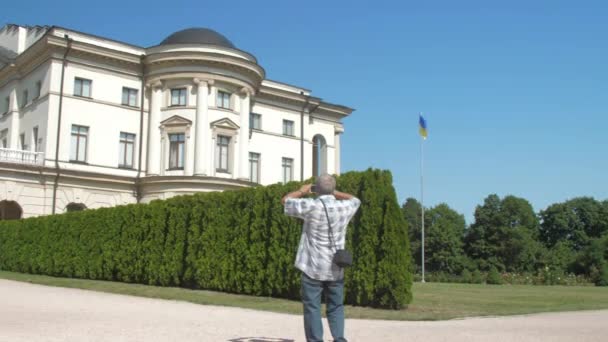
320, 199, 353, 268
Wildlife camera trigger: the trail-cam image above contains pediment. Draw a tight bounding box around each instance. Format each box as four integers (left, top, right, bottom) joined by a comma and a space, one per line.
210, 117, 239, 130
160, 115, 192, 127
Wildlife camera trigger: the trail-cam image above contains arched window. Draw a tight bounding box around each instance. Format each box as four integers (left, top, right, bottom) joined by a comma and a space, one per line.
0, 200, 23, 220
66, 203, 87, 212
312, 134, 327, 177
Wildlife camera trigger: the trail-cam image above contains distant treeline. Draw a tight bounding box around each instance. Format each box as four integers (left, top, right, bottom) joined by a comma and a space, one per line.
403, 195, 608, 285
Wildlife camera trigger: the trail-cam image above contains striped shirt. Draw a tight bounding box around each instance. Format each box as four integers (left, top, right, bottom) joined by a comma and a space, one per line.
284, 195, 361, 281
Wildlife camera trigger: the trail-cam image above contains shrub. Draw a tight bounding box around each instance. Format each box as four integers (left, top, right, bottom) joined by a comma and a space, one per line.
486, 266, 503, 285
0, 169, 412, 309
461, 269, 472, 283
597, 264, 608, 287
471, 269, 484, 284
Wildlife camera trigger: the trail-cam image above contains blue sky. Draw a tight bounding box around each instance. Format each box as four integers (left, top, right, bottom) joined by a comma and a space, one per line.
3, 0, 607, 223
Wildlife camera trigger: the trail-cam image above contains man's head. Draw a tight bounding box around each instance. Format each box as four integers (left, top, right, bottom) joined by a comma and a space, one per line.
314, 174, 336, 195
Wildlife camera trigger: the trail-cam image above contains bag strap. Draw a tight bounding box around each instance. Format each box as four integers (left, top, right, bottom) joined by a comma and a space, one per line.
319, 199, 336, 250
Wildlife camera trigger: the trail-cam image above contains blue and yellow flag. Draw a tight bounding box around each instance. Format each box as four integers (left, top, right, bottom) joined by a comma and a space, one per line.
418, 115, 428, 139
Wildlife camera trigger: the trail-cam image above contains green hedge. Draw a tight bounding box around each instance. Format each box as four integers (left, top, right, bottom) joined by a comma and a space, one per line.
0, 169, 412, 308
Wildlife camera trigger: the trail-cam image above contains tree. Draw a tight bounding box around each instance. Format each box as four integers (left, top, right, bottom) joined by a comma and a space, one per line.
501, 227, 545, 272
465, 194, 541, 272
423, 203, 467, 274
539, 197, 608, 251
402, 198, 422, 271
572, 234, 608, 283
541, 240, 576, 272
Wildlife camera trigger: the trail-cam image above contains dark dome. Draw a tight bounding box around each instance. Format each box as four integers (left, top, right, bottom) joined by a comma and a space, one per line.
160, 28, 236, 49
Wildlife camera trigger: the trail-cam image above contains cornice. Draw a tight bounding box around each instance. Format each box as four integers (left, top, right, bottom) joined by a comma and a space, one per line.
147, 71, 256, 96
144, 54, 264, 91
0, 162, 135, 185
139, 175, 253, 188
47, 34, 142, 66
0, 47, 54, 85
48, 91, 149, 114
257, 84, 353, 118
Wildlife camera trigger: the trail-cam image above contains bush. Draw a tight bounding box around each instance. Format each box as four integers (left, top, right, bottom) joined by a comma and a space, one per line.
597, 264, 608, 287
416, 270, 593, 286
461, 269, 472, 283
486, 266, 503, 285
0, 169, 412, 309
537, 266, 565, 285
471, 269, 484, 284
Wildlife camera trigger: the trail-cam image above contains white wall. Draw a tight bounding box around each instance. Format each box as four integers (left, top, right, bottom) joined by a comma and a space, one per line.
250, 103, 338, 184
16, 62, 53, 152
0, 174, 136, 217
44, 62, 144, 174
3, 61, 340, 187
0, 61, 52, 153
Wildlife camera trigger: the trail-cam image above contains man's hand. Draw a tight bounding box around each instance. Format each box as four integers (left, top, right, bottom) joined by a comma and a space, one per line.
282, 183, 313, 205
299, 184, 312, 195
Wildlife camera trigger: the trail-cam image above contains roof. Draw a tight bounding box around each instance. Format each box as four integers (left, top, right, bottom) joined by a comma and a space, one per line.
160, 28, 236, 49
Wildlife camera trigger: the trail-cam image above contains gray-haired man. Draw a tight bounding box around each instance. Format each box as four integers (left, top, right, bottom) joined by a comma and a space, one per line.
282, 174, 361, 342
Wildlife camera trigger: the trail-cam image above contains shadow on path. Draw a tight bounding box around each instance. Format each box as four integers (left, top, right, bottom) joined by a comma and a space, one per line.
228, 338, 294, 342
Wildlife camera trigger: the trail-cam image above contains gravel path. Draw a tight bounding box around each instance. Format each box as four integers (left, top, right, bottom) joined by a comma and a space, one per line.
1, 279, 606, 342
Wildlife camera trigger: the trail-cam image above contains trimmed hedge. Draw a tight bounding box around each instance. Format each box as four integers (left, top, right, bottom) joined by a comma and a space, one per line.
0, 169, 412, 308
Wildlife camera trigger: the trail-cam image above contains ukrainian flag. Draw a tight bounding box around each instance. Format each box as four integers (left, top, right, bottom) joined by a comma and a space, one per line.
419, 115, 428, 139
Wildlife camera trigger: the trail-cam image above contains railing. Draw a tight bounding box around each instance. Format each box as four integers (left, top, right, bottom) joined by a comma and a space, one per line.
0, 148, 45, 166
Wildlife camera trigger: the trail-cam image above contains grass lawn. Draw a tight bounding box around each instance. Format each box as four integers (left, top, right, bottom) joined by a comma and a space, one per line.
1, 270, 607, 321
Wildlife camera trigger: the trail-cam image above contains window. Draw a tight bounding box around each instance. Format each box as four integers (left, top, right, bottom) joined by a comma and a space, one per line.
250, 113, 261, 130
215, 135, 230, 172
249, 152, 260, 183
74, 78, 92, 97
32, 127, 39, 152
21, 90, 28, 108
70, 125, 88, 162
119, 132, 136, 168
34, 81, 42, 99
170, 88, 187, 106
282, 157, 293, 183
3, 97, 8, 114
283, 120, 294, 136
19, 133, 26, 150
168, 133, 185, 170
312, 134, 327, 177
122, 87, 138, 107
0, 200, 22, 220
66, 203, 86, 212
217, 90, 231, 109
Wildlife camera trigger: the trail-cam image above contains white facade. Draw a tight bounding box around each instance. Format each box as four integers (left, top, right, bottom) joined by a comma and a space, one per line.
0, 25, 353, 219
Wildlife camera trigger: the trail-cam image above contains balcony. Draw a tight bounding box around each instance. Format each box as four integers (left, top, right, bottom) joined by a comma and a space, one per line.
0, 148, 45, 166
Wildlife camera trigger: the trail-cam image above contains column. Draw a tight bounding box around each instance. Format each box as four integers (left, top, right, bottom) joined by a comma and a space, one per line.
9, 89, 19, 149
146, 82, 162, 176
238, 88, 251, 180
334, 126, 344, 175
193, 78, 210, 176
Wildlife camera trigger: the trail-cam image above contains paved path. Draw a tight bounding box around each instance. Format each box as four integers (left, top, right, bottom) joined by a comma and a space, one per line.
0, 279, 606, 342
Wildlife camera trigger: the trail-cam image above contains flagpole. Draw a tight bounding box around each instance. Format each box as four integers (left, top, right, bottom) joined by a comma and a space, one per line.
420, 115, 425, 284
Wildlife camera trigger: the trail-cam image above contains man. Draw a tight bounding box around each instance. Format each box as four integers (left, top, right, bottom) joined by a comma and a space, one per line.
282, 174, 361, 342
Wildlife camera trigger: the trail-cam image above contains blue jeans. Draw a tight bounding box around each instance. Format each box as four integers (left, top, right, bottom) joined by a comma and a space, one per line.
301, 273, 347, 342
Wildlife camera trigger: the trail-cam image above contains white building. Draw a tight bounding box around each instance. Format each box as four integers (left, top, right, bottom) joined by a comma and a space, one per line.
0, 24, 353, 219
